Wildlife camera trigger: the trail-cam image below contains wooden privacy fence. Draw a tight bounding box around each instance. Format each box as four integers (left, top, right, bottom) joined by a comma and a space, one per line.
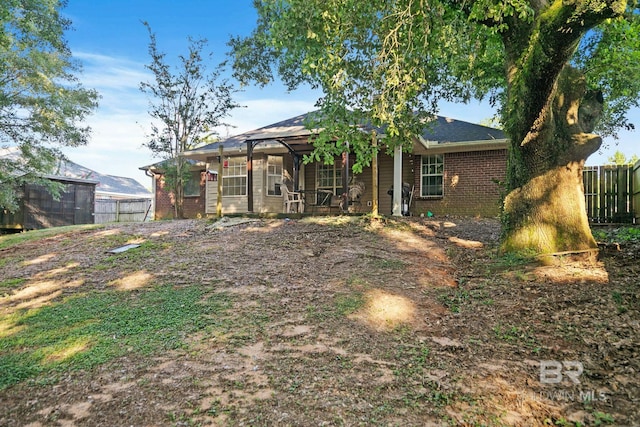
583, 164, 637, 223
94, 198, 152, 224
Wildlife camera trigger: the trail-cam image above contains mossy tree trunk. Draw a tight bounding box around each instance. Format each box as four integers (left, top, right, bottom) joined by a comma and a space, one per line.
499, 0, 626, 254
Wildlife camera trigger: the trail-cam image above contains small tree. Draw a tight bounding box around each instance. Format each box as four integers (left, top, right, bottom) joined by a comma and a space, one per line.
140, 23, 240, 219
607, 151, 639, 165
0, 0, 99, 211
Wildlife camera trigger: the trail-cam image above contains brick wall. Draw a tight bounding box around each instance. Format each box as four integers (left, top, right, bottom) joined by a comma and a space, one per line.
412, 149, 507, 217
154, 172, 206, 220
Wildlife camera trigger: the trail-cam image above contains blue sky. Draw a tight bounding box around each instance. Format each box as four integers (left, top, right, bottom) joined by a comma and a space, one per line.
61, 0, 638, 186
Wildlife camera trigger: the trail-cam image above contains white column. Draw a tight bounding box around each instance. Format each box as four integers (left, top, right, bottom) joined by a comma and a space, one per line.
392, 145, 402, 216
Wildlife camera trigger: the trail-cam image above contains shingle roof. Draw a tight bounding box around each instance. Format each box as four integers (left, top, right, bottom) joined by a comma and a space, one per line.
185, 112, 506, 155
419, 116, 505, 143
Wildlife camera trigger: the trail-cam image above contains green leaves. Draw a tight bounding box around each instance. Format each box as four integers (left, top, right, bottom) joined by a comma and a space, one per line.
0, 0, 99, 211
140, 22, 241, 217
232, 0, 503, 169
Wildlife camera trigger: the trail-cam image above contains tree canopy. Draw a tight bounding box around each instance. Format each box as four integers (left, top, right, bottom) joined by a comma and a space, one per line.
232, 0, 640, 253
140, 23, 240, 218
0, 0, 99, 211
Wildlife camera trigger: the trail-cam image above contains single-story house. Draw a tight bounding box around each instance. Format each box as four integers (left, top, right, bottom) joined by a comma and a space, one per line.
141, 112, 508, 219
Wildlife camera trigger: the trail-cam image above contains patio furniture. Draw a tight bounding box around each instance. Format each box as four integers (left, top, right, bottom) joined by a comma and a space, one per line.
280, 184, 303, 213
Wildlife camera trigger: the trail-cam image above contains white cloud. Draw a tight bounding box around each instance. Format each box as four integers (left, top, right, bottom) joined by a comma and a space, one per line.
63, 52, 320, 181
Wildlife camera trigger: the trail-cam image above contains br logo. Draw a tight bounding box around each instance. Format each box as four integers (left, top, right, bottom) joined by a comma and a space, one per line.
539, 360, 583, 384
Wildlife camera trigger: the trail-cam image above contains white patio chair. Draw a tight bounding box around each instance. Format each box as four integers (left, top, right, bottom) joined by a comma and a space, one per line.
280, 184, 303, 213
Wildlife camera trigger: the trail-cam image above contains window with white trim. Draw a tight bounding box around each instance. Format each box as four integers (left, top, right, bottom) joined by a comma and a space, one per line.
222, 157, 247, 196
420, 155, 444, 197
266, 155, 283, 196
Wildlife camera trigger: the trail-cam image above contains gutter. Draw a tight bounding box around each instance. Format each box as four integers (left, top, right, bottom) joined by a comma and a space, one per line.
416, 136, 509, 154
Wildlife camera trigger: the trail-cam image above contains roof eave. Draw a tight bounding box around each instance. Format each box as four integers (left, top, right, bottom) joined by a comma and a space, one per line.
415, 137, 509, 154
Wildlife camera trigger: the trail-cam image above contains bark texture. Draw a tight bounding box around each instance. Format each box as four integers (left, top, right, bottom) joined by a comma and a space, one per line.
500, 0, 626, 254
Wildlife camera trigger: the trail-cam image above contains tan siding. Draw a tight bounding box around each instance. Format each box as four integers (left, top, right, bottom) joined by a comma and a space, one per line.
205, 157, 220, 215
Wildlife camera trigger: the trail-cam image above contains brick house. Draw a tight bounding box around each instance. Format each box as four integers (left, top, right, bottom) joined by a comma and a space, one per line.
140, 159, 207, 219
166, 113, 508, 218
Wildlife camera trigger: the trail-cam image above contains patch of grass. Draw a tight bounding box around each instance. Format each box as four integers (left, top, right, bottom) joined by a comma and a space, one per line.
0, 277, 26, 291
495, 249, 537, 268
492, 324, 540, 352
371, 258, 406, 270
592, 225, 640, 243
438, 289, 470, 313
334, 292, 365, 316
0, 224, 103, 250
611, 291, 628, 314
0, 284, 232, 390
94, 240, 169, 270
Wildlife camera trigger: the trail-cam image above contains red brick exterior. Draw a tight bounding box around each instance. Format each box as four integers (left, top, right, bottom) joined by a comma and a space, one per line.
412, 149, 507, 217
153, 172, 206, 219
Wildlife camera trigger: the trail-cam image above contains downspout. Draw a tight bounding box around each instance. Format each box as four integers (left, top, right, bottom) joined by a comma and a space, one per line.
246, 141, 254, 213
393, 145, 402, 216
145, 168, 157, 221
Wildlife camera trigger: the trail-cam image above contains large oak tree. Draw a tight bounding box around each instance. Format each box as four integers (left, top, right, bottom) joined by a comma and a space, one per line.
231, 0, 640, 254
0, 0, 99, 211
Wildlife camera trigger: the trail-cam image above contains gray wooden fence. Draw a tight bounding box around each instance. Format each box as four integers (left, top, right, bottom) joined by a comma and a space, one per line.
94, 198, 152, 224
583, 164, 636, 223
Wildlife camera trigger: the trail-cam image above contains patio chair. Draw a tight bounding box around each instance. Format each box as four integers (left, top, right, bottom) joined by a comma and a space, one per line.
280, 184, 303, 213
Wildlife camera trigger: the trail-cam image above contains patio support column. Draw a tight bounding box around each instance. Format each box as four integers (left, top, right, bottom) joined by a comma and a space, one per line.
341, 144, 349, 213
293, 154, 300, 191
371, 132, 379, 216
392, 145, 402, 216
246, 141, 254, 213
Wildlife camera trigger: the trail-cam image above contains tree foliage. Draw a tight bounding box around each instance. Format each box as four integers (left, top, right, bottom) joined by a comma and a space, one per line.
0, 0, 99, 211
140, 23, 240, 218
232, 0, 640, 253
606, 150, 639, 165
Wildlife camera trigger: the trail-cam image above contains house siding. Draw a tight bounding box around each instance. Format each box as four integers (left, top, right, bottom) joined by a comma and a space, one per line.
412, 149, 507, 217
154, 172, 206, 220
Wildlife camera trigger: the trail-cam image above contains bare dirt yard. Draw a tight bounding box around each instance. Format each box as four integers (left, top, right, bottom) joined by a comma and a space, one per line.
0, 216, 638, 426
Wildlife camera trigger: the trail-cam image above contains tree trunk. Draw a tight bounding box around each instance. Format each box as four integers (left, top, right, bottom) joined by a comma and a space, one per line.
501, 65, 603, 254
496, 0, 626, 254
502, 162, 596, 254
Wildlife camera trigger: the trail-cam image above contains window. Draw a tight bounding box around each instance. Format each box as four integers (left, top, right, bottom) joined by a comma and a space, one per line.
266, 155, 283, 196
222, 157, 247, 196
317, 162, 343, 191
316, 162, 343, 204
421, 155, 444, 197
184, 171, 202, 197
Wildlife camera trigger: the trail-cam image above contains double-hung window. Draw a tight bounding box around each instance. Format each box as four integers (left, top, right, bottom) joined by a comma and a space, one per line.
420, 155, 444, 197
266, 155, 283, 196
222, 157, 247, 196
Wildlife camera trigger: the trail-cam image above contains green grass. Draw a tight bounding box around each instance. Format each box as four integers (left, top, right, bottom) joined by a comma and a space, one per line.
0, 278, 26, 292
334, 292, 366, 316
0, 224, 103, 250
0, 284, 232, 390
